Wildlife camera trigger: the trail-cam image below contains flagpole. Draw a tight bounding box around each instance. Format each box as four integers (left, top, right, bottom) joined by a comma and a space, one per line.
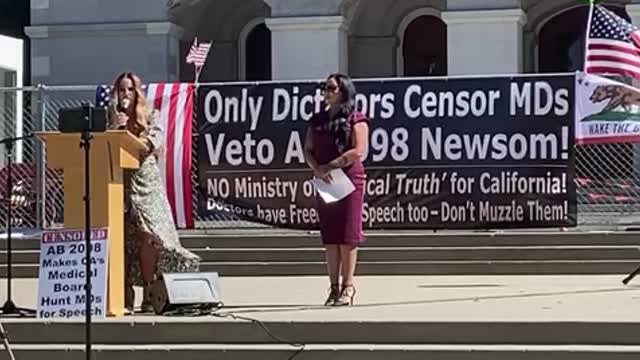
186, 38, 211, 94
583, 0, 595, 73
194, 66, 202, 96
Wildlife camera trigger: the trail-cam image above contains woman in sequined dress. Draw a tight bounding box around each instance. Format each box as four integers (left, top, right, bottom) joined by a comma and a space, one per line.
107, 72, 200, 313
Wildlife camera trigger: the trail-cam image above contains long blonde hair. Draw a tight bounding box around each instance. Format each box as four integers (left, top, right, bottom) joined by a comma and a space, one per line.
110, 72, 149, 136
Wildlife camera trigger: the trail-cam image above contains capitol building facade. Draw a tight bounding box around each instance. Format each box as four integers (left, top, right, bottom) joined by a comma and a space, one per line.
23, 0, 640, 85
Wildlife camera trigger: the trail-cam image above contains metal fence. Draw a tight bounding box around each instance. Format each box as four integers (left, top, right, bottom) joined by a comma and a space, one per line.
0, 85, 264, 231
0, 84, 639, 231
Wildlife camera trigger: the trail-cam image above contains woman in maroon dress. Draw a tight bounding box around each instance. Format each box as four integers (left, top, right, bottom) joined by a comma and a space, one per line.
304, 73, 369, 306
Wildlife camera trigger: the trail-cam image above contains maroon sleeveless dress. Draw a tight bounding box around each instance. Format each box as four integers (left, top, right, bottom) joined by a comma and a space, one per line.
308, 110, 368, 246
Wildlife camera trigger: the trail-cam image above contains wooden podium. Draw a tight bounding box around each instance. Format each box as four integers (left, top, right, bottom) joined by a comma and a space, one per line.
35, 130, 147, 316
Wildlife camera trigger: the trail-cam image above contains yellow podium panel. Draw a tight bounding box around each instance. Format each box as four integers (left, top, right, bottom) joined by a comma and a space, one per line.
35, 130, 147, 317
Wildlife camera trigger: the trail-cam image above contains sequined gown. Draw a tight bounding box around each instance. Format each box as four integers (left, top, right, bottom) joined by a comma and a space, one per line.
123, 110, 200, 286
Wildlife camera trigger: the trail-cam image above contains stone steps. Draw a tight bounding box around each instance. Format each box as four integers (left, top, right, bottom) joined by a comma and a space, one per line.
5, 230, 640, 249
2, 344, 640, 360
2, 319, 640, 360
1, 231, 640, 276
2, 259, 640, 277
4, 319, 640, 344
176, 231, 640, 248
4, 246, 640, 262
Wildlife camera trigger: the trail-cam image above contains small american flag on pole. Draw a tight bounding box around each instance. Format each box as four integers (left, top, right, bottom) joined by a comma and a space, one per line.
95, 83, 195, 229
186, 37, 211, 70
584, 4, 640, 80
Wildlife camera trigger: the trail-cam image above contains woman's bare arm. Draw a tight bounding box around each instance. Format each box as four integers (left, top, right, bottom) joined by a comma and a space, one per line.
303, 127, 320, 171
327, 122, 369, 169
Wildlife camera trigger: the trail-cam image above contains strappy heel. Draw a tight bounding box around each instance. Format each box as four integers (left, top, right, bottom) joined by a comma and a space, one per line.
140, 283, 155, 313
125, 285, 135, 314
324, 284, 340, 306
334, 284, 356, 306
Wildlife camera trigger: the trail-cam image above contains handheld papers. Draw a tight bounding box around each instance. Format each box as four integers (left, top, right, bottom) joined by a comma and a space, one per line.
311, 168, 355, 203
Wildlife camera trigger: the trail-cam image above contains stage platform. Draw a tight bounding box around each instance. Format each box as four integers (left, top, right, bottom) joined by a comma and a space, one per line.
2, 274, 640, 359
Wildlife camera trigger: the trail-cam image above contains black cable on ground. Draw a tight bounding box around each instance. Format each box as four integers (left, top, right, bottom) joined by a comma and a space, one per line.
162, 302, 306, 360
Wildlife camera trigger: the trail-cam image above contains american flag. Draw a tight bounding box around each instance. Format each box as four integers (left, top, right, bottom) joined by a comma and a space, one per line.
585, 5, 640, 80
95, 83, 195, 229
185, 37, 211, 69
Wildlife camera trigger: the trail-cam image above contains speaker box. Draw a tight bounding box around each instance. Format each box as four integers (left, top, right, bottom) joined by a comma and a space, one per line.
150, 272, 221, 315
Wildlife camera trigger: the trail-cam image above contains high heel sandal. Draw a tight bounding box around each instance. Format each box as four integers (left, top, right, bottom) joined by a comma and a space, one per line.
125, 285, 135, 314
324, 284, 340, 306
333, 284, 356, 306
140, 283, 155, 313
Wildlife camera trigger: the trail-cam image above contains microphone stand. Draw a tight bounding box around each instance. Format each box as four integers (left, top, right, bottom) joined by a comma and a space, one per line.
622, 266, 640, 284
0, 134, 36, 317
79, 105, 94, 360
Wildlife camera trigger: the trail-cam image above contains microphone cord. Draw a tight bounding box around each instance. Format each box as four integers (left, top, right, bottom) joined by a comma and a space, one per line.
162, 303, 306, 360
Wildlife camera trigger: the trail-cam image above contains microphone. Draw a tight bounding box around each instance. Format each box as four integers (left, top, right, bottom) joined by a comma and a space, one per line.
121, 98, 130, 111
117, 98, 130, 130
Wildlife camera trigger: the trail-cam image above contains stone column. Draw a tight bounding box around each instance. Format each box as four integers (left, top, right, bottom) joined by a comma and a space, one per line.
442, 9, 527, 75
25, 22, 183, 84
628, 2, 640, 23
265, 16, 349, 80
26, 0, 184, 84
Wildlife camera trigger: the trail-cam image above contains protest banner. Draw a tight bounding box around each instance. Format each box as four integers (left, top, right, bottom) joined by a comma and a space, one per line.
197, 74, 576, 229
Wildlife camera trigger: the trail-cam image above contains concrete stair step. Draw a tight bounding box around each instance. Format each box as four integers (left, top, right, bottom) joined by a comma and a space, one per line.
200, 246, 640, 262
3, 344, 640, 360
0, 238, 40, 250
4, 231, 640, 251
3, 259, 640, 277
196, 260, 640, 276
0, 249, 39, 263
4, 320, 640, 345
0, 230, 640, 250
4, 246, 640, 264
177, 232, 640, 248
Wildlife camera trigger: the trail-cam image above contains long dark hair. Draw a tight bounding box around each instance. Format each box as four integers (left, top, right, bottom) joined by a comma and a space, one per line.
329, 73, 356, 117
325, 73, 357, 153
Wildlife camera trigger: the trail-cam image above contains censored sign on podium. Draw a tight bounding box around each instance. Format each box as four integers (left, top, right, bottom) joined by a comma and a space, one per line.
36, 228, 108, 319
